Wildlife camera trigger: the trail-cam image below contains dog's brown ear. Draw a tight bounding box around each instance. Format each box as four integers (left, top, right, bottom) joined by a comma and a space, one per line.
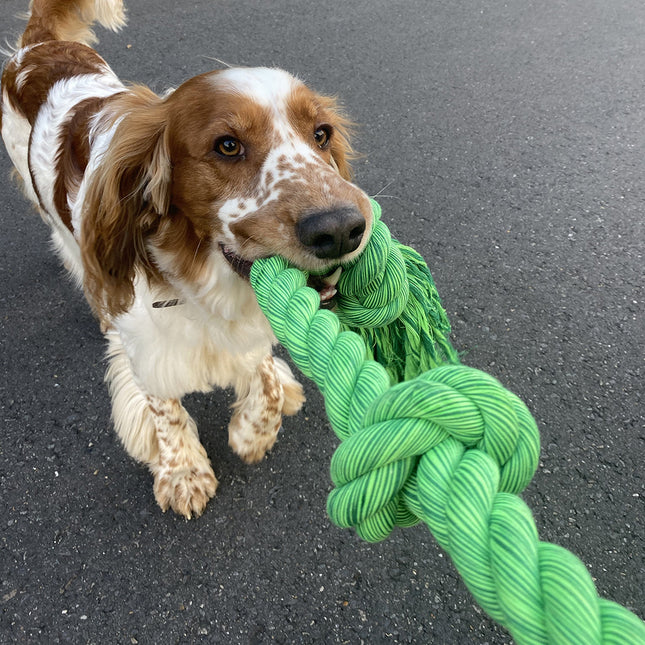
81, 87, 171, 320
317, 95, 356, 182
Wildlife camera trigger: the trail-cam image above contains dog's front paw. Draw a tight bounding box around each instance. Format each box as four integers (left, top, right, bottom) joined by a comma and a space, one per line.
281, 379, 305, 416
153, 460, 218, 519
273, 357, 305, 415
228, 410, 281, 464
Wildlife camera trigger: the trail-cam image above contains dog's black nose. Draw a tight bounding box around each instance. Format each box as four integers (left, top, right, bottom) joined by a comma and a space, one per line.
297, 208, 366, 259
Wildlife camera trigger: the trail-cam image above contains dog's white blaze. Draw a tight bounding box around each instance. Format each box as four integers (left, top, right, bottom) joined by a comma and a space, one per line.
215, 67, 332, 237
217, 68, 320, 160
216, 67, 296, 111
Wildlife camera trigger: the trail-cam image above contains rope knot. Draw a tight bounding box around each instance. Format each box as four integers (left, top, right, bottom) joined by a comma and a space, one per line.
326, 365, 540, 542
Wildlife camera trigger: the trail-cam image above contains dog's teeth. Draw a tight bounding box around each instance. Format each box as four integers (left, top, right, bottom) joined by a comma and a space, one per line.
319, 285, 337, 303
323, 267, 342, 287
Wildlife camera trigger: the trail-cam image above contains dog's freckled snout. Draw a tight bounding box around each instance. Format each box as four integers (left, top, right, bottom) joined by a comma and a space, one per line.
297, 208, 366, 259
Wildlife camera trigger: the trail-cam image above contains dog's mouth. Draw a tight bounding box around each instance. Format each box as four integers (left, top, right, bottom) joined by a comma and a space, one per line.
306, 267, 342, 306
220, 244, 254, 280
219, 243, 342, 307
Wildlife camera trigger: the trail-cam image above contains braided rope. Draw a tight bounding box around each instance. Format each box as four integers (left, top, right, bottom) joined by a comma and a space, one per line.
249, 202, 645, 644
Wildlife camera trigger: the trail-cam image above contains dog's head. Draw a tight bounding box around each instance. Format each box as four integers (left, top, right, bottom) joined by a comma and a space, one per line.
81, 67, 372, 318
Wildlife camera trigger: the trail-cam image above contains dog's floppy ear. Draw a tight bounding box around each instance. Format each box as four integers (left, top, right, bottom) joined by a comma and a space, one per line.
81, 87, 171, 320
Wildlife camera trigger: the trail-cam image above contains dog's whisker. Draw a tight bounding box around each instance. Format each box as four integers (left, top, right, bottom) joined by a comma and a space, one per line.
200, 55, 234, 68
190, 237, 203, 269
371, 179, 397, 199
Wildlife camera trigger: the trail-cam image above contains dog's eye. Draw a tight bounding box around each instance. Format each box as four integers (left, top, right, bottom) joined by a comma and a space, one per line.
314, 125, 332, 149
214, 136, 245, 158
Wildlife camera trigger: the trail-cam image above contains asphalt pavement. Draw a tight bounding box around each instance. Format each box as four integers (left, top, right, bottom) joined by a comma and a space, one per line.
1, 1, 643, 643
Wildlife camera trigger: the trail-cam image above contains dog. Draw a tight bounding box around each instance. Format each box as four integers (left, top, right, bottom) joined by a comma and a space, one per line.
1, 0, 373, 518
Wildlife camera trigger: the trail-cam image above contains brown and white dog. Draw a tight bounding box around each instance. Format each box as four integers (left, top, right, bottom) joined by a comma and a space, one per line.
1, 0, 373, 518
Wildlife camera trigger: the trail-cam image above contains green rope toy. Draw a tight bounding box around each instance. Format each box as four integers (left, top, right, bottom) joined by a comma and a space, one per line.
250, 199, 645, 645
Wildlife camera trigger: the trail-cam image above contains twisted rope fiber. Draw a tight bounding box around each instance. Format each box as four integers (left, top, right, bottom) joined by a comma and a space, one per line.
250, 200, 645, 644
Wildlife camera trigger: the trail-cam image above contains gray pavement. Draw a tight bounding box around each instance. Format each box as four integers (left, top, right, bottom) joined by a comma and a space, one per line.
1, 1, 644, 643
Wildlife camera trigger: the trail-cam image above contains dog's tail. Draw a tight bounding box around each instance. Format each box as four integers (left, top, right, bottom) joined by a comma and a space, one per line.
20, 0, 126, 48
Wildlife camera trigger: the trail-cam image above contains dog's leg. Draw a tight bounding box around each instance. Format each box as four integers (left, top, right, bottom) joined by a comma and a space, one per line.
228, 354, 305, 464
146, 395, 218, 519
105, 332, 217, 518
273, 356, 306, 415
